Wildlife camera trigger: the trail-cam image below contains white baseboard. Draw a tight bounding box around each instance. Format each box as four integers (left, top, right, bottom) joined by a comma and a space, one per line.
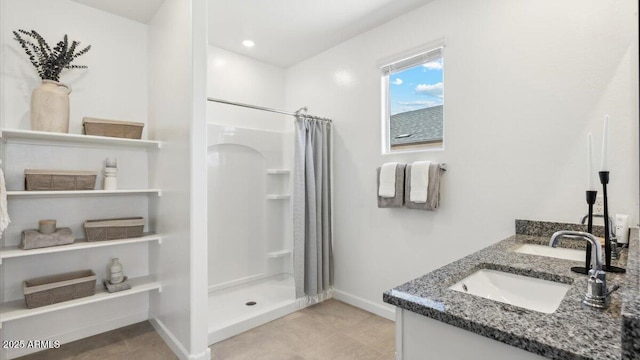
333, 289, 395, 321
151, 317, 211, 360
6, 311, 148, 359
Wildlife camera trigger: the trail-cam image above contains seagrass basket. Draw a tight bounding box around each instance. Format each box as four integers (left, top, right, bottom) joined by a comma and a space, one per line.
25, 170, 97, 191
83, 118, 144, 139
23, 270, 96, 309
84, 217, 144, 241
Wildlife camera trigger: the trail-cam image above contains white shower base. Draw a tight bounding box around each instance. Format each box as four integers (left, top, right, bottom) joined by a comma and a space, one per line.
208, 274, 299, 344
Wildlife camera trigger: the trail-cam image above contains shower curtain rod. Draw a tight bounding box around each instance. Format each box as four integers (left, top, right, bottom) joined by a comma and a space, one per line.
207, 97, 332, 123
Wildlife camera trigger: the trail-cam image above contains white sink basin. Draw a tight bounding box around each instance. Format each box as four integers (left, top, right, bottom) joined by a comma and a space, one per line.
449, 269, 571, 313
515, 244, 585, 262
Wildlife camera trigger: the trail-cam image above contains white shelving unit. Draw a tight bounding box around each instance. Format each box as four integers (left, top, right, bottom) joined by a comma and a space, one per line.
0, 275, 161, 323
0, 128, 162, 149
0, 128, 162, 331
6, 189, 162, 197
0, 1, 204, 356
0, 234, 162, 263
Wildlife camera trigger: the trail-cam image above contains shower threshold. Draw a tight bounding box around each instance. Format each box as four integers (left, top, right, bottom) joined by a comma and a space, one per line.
208, 274, 299, 344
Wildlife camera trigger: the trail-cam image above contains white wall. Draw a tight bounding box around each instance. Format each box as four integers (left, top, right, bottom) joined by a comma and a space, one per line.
147, 0, 209, 359
207, 46, 290, 132
285, 0, 639, 315
0, 0, 148, 136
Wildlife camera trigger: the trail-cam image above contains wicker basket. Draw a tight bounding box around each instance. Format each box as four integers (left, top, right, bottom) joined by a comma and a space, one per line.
25, 170, 97, 191
83, 118, 144, 139
23, 270, 96, 309
84, 217, 144, 242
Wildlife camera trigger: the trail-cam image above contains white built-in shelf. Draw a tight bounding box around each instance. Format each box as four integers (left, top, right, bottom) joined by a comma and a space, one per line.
0, 128, 161, 149
6, 189, 162, 197
0, 234, 161, 262
267, 250, 292, 258
0, 275, 161, 323
266, 194, 290, 200
266, 169, 290, 175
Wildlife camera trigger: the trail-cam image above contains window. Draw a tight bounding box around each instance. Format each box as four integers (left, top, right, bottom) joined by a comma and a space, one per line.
381, 45, 444, 153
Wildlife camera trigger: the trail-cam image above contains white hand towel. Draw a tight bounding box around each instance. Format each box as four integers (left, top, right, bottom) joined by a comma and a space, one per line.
0, 167, 11, 238
410, 161, 431, 203
378, 162, 399, 198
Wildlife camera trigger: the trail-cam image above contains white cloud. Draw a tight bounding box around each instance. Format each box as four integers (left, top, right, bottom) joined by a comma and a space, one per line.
392, 78, 403, 85
415, 82, 443, 97
422, 59, 443, 70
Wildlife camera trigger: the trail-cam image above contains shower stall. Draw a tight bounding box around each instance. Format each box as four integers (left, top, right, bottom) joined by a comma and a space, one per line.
206, 100, 299, 344
206, 96, 333, 344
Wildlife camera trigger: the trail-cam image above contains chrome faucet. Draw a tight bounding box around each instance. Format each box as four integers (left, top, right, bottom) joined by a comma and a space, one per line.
580, 214, 618, 259
550, 231, 611, 309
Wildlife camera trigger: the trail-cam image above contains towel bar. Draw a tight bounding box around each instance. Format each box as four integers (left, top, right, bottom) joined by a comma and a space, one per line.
439, 163, 447, 171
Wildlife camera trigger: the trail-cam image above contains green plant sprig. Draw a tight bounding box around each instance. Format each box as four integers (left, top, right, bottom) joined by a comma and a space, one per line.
13, 29, 91, 82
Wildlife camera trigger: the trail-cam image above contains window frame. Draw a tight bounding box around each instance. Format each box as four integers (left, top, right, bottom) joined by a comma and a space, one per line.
380, 40, 446, 155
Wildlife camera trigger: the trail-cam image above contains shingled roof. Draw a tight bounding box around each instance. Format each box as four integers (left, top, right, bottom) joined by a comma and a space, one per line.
390, 105, 443, 146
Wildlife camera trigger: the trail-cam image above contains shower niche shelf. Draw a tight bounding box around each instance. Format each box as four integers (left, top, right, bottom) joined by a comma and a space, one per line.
0, 275, 161, 324
266, 194, 291, 200
267, 249, 292, 258
266, 169, 290, 174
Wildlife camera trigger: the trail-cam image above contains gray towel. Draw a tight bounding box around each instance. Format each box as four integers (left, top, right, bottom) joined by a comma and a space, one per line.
405, 163, 442, 210
104, 277, 132, 293
377, 164, 406, 208
20, 227, 74, 250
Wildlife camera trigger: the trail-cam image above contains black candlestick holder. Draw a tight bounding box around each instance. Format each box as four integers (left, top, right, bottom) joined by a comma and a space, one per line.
600, 171, 625, 273
571, 190, 597, 275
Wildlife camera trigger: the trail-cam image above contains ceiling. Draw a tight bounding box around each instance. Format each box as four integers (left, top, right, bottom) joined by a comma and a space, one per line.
208, 0, 433, 68
71, 0, 165, 24
72, 0, 434, 68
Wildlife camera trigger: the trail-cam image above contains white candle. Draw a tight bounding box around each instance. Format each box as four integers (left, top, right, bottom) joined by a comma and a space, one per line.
587, 132, 594, 190
601, 115, 609, 171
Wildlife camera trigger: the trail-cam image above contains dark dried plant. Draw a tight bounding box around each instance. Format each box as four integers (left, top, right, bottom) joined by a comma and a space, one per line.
13, 29, 91, 82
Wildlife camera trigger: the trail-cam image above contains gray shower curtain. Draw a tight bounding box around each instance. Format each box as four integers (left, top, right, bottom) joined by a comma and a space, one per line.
293, 116, 333, 299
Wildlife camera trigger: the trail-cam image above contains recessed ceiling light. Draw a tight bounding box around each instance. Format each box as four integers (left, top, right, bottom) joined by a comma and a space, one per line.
242, 40, 255, 48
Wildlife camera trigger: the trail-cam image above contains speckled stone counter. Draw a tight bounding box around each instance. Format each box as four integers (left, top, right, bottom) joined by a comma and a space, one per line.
384, 220, 639, 360
622, 227, 640, 359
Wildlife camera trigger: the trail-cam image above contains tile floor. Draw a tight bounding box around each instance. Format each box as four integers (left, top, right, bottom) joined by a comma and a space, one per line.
16, 321, 176, 360
211, 299, 395, 360
17, 299, 395, 360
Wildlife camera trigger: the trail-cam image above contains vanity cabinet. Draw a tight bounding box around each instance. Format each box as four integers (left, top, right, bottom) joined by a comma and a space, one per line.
396, 308, 546, 360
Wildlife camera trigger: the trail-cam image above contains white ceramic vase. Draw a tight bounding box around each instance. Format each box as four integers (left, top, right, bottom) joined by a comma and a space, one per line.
30, 80, 72, 133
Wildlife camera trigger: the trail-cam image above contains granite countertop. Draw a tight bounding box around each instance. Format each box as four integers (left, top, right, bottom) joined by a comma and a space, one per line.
383, 220, 639, 360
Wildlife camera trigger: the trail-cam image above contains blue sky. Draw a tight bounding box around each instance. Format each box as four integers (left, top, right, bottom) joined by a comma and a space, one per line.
389, 58, 443, 115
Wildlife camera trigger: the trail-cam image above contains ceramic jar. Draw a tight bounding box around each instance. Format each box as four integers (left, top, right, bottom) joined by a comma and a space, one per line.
104, 168, 117, 190
103, 158, 118, 190
38, 219, 56, 234
109, 258, 124, 284
31, 80, 72, 133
